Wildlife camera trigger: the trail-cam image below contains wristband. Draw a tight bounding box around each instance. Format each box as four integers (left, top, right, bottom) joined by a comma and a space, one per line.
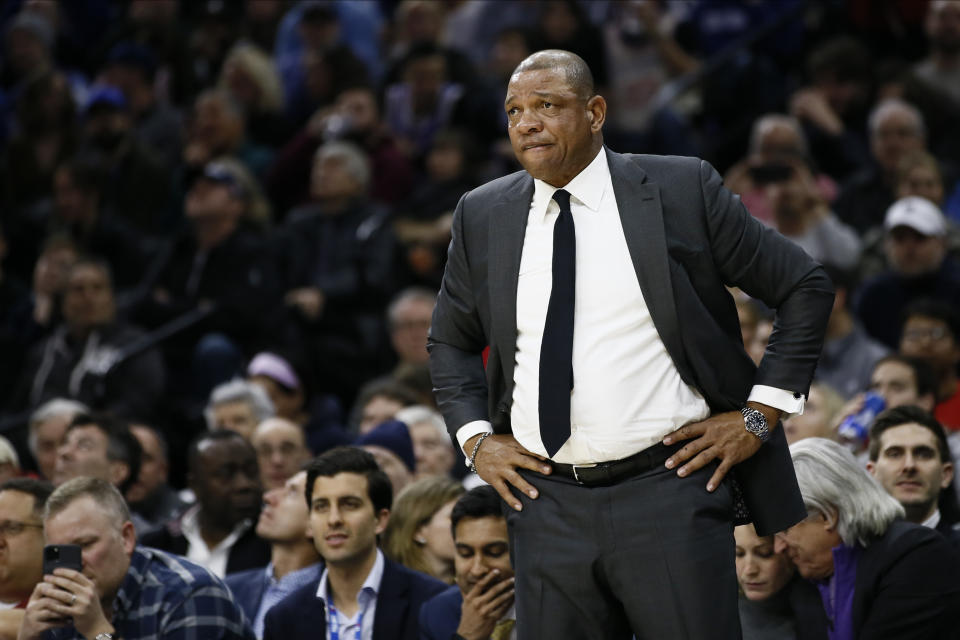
468, 432, 492, 473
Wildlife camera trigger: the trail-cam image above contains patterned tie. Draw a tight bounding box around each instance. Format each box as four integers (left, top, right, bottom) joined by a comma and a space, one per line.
538, 188, 576, 457
491, 618, 516, 640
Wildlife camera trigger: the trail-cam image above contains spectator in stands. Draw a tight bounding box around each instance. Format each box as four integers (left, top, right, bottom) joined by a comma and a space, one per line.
393, 131, 478, 288
395, 405, 457, 480
868, 355, 939, 413
782, 382, 845, 445
383, 43, 468, 160
225, 470, 322, 638
136, 160, 281, 398
125, 424, 188, 535
206, 379, 275, 442
183, 89, 274, 179
789, 36, 873, 182
383, 476, 464, 584
867, 406, 959, 540
77, 86, 170, 234
24, 399, 87, 481
102, 41, 183, 172
267, 83, 414, 214
0, 70, 76, 214
52, 413, 141, 496
855, 197, 960, 348
762, 157, 861, 270
40, 158, 148, 290
141, 430, 269, 578
0, 478, 52, 633
251, 417, 312, 491
350, 378, 420, 436
386, 288, 435, 370
246, 350, 349, 455
777, 438, 960, 637
18, 235, 78, 342
835, 99, 929, 234
418, 485, 515, 640
18, 258, 166, 419
914, 0, 960, 105
218, 42, 288, 148
262, 447, 446, 639
815, 266, 890, 399
17, 478, 253, 640
899, 299, 960, 431
735, 522, 823, 640
276, 141, 396, 401
357, 420, 416, 496
726, 114, 838, 225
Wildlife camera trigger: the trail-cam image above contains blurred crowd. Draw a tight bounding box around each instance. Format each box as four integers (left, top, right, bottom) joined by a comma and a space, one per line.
1, 0, 960, 638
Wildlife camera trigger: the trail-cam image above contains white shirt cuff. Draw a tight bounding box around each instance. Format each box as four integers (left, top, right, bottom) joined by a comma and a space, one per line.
456, 420, 493, 464
748, 385, 806, 416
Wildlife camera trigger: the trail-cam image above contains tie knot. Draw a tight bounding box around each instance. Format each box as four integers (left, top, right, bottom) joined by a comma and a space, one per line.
552, 188, 571, 212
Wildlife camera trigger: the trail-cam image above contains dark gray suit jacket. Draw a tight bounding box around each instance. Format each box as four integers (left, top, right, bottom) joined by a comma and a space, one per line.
427, 148, 834, 535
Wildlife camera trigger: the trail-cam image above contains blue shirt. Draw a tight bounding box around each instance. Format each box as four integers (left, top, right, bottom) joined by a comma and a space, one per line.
45, 546, 254, 640
252, 562, 323, 638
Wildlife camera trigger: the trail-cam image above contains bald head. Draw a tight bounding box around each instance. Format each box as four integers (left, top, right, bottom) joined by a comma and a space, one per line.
512, 49, 595, 102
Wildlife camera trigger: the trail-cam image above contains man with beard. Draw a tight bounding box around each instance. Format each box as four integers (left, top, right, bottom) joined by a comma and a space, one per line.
141, 430, 269, 578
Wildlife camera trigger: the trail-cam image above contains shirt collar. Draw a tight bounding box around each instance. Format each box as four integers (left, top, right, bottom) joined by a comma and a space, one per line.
316, 549, 385, 609
179, 505, 252, 552
922, 509, 942, 530
531, 147, 608, 221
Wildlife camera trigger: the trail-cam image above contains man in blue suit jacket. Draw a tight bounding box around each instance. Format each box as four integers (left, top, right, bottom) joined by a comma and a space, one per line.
263, 447, 445, 640
420, 486, 515, 640
226, 471, 323, 637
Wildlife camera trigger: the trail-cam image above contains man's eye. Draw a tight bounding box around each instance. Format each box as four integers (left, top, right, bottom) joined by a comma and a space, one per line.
542, 102, 552, 109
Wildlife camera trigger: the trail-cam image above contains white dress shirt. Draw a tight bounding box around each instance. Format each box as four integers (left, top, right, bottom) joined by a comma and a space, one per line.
457, 149, 804, 464
316, 549, 384, 640
180, 505, 253, 579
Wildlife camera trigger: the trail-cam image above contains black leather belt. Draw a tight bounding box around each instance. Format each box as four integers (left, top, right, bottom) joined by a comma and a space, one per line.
549, 441, 682, 487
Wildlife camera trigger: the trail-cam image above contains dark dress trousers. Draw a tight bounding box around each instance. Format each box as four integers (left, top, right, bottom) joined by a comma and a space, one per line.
262, 557, 447, 640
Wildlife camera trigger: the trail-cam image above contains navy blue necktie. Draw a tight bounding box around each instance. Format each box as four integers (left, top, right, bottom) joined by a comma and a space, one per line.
539, 189, 576, 457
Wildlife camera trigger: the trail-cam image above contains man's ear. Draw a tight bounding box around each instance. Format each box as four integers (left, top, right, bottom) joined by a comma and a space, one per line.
942, 461, 954, 490
866, 460, 876, 476
375, 508, 390, 536
822, 508, 840, 532
109, 461, 130, 488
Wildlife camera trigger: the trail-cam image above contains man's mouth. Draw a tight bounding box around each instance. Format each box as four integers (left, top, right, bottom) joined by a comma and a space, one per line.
523, 142, 552, 151
325, 532, 348, 546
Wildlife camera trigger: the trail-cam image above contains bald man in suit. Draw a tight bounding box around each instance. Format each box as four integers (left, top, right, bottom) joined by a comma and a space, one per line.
428, 50, 834, 639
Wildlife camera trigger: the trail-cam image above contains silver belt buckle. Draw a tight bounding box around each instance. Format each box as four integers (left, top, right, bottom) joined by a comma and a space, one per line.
571, 463, 597, 484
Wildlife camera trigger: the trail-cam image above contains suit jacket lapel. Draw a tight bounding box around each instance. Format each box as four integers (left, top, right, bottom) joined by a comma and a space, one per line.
372, 560, 409, 638
489, 175, 534, 392
606, 149, 691, 383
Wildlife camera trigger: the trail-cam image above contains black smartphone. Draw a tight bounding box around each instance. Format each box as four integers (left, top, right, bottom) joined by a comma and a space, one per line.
42, 544, 82, 576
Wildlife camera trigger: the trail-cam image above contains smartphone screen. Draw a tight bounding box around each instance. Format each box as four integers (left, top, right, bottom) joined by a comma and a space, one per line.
42, 544, 83, 576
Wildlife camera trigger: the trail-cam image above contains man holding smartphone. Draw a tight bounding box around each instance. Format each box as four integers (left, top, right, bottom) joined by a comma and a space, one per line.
17, 477, 253, 640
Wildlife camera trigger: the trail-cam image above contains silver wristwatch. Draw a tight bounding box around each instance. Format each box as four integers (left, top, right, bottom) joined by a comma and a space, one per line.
741, 407, 770, 442
94, 633, 115, 640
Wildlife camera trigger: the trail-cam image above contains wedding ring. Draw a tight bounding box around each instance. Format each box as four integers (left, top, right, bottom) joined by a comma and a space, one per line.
70, 594, 77, 605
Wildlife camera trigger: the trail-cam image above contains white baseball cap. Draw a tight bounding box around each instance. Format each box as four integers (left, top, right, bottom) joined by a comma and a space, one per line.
884, 196, 946, 237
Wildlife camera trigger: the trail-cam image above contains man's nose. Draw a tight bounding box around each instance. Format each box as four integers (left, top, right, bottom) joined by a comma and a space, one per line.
516, 110, 542, 132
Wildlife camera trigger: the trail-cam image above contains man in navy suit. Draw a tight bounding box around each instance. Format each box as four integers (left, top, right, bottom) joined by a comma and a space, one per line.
420, 486, 515, 640
263, 447, 446, 640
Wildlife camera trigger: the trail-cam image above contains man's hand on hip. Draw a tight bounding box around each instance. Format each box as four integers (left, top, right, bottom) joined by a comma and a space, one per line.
466, 434, 552, 511
662, 402, 781, 492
